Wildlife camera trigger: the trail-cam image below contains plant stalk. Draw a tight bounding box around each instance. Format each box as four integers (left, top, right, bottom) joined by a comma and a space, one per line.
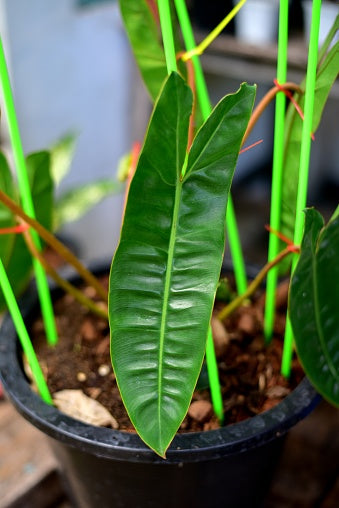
282, 0, 322, 377
0, 257, 53, 404
0, 190, 108, 301
217, 245, 298, 322
0, 36, 58, 346
242, 82, 301, 145
22, 229, 108, 320
264, 0, 289, 343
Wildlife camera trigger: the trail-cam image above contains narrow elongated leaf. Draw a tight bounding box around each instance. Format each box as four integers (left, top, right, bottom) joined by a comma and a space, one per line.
280, 34, 339, 248
119, 0, 167, 100
109, 73, 255, 456
289, 208, 339, 406
54, 179, 123, 230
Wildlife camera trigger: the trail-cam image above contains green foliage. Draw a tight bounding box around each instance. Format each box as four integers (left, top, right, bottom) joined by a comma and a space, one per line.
49, 133, 77, 187
26, 151, 54, 230
216, 277, 235, 302
0, 137, 122, 311
119, 0, 168, 100
109, 73, 255, 456
280, 17, 339, 251
289, 208, 339, 407
54, 179, 123, 230
0, 154, 17, 267
0, 151, 54, 311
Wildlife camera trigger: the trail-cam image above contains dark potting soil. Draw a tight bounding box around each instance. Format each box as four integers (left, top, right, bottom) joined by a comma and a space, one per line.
31, 275, 304, 433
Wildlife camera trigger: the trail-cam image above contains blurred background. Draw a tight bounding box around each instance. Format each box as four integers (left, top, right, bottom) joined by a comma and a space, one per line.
0, 0, 338, 266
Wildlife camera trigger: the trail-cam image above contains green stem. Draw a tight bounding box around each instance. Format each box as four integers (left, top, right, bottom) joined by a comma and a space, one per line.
0, 258, 52, 404
218, 246, 297, 322
264, 0, 289, 343
0, 190, 108, 301
175, 0, 247, 295
282, 0, 322, 377
206, 328, 224, 423
158, 0, 177, 73
23, 229, 108, 320
243, 82, 301, 146
174, 0, 248, 421
0, 37, 58, 346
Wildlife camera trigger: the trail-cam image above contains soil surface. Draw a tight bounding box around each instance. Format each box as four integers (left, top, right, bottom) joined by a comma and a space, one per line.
31, 274, 303, 433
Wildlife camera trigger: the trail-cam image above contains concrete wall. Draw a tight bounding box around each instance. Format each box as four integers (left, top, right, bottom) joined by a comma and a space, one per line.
0, 0, 144, 262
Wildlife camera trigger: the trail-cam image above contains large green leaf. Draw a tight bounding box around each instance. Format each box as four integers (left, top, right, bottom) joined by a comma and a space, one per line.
109, 73, 255, 456
280, 19, 339, 250
119, 0, 167, 100
54, 178, 123, 230
289, 208, 339, 407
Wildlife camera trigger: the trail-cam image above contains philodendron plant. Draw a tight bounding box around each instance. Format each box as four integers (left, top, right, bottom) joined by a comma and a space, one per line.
109, 73, 255, 456
106, 1, 339, 457
0, 0, 338, 460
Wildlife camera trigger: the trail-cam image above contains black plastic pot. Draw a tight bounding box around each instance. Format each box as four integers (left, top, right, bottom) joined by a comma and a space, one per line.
0, 275, 319, 508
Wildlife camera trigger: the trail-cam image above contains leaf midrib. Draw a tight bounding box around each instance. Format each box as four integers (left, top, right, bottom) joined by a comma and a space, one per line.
157, 85, 187, 450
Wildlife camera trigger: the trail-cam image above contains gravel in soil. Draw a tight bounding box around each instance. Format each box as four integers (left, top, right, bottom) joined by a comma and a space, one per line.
31, 275, 303, 433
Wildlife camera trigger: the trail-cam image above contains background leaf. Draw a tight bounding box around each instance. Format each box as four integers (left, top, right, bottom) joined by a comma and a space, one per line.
109, 73, 255, 456
49, 133, 77, 187
54, 179, 123, 230
26, 151, 53, 230
0, 153, 17, 268
119, 0, 168, 101
0, 151, 54, 311
280, 22, 339, 262
289, 208, 339, 407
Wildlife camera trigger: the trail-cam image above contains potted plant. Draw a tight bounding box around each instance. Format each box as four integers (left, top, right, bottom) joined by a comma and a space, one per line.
0, 1, 338, 507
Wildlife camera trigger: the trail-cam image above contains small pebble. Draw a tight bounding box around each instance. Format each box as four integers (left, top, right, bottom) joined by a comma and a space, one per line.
188, 400, 213, 423
83, 286, 97, 299
258, 373, 266, 392
238, 313, 255, 334
81, 319, 97, 341
211, 316, 229, 357
77, 372, 87, 382
87, 387, 102, 399
237, 394, 245, 405
98, 364, 110, 377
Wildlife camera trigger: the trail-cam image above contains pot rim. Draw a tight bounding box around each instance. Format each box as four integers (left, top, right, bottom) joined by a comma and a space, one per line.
0, 267, 320, 464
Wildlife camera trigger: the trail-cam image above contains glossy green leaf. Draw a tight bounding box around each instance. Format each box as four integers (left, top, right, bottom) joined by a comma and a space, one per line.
119, 0, 167, 100
280, 27, 339, 252
289, 208, 339, 407
109, 73, 255, 456
54, 178, 123, 230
